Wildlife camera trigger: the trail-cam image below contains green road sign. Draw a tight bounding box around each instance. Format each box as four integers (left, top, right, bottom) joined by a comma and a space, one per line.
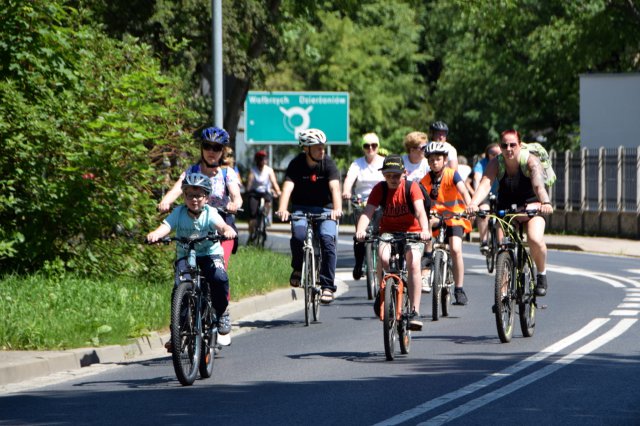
245, 91, 349, 145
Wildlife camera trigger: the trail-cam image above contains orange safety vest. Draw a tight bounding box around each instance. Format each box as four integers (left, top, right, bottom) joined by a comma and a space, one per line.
420, 168, 471, 233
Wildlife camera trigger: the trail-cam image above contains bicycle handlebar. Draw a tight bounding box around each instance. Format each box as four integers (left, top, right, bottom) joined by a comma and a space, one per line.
378, 232, 424, 243
289, 212, 331, 221
145, 234, 228, 246
430, 211, 470, 220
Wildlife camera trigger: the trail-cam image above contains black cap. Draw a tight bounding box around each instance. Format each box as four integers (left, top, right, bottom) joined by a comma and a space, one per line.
379, 154, 405, 174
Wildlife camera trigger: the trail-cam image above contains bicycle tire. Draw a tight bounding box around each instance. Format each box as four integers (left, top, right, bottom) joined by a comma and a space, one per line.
302, 248, 314, 326
486, 221, 497, 273
519, 262, 536, 338
383, 278, 397, 361
365, 242, 377, 300
494, 252, 515, 343
441, 257, 453, 317
255, 215, 267, 248
312, 254, 321, 322
431, 251, 445, 321
171, 281, 201, 385
199, 293, 216, 379
398, 285, 411, 354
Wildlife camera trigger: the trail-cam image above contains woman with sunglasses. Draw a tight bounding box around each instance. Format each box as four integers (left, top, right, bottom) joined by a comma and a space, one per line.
158, 126, 243, 270
466, 129, 553, 297
402, 131, 430, 182
342, 133, 385, 280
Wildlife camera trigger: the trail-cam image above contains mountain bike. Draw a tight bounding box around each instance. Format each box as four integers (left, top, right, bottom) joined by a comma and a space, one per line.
378, 232, 422, 361
351, 196, 379, 300
428, 212, 456, 321
291, 212, 328, 326
248, 196, 268, 248
491, 208, 539, 343
478, 194, 499, 273
148, 234, 224, 386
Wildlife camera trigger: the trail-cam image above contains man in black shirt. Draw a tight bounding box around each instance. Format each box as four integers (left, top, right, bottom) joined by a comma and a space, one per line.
276, 129, 342, 304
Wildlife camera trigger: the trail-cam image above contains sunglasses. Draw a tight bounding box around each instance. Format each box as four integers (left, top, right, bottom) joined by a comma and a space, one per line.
202, 143, 224, 152
362, 143, 378, 150
383, 173, 403, 180
185, 193, 206, 200
500, 142, 518, 149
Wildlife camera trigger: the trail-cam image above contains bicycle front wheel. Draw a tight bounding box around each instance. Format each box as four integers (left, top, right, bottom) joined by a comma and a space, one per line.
398, 286, 411, 355
519, 262, 536, 338
383, 278, 398, 361
255, 215, 267, 248
431, 252, 445, 321
312, 255, 321, 322
365, 242, 378, 300
199, 293, 216, 379
494, 252, 515, 343
486, 221, 497, 273
441, 257, 453, 318
302, 248, 314, 326
171, 282, 202, 385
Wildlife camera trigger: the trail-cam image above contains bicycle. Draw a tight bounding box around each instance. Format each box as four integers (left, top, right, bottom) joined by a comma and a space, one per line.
479, 193, 499, 273
147, 234, 224, 386
291, 213, 329, 326
489, 208, 539, 343
378, 232, 422, 361
350, 195, 379, 300
428, 212, 457, 321
248, 196, 268, 248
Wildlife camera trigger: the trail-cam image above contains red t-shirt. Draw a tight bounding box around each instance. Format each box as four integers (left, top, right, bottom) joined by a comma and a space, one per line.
367, 179, 424, 233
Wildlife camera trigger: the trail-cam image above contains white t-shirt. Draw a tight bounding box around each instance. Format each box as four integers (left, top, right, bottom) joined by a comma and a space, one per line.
346, 155, 385, 200
402, 154, 430, 181
458, 164, 472, 181
444, 142, 458, 167
249, 165, 272, 194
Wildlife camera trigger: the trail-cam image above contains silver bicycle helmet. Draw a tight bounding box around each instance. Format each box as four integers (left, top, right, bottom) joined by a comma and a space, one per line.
181, 172, 212, 195
423, 141, 449, 156
298, 128, 327, 146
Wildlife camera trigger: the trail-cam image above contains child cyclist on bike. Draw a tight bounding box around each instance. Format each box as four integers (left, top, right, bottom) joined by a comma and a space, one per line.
147, 172, 237, 341
355, 155, 431, 331
420, 142, 472, 306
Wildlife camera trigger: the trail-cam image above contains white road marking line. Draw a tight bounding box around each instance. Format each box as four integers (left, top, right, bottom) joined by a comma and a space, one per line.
610, 310, 640, 316
618, 303, 640, 308
418, 318, 637, 426
372, 318, 610, 426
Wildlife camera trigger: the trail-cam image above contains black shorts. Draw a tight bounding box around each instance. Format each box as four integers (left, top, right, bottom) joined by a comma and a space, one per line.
248, 191, 272, 218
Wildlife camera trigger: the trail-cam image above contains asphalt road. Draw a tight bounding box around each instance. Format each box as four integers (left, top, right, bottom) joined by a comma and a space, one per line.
1, 232, 639, 425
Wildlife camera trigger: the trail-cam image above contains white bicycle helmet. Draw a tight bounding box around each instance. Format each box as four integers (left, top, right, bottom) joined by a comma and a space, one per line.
298, 128, 327, 146
423, 141, 449, 156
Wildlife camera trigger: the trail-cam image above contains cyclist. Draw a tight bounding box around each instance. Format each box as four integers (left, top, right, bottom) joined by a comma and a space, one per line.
246, 150, 281, 241
428, 121, 459, 170
158, 126, 243, 270
466, 129, 553, 296
147, 172, 237, 338
276, 128, 342, 304
355, 154, 431, 331
472, 143, 501, 254
342, 132, 385, 280
401, 131, 430, 182
421, 142, 473, 305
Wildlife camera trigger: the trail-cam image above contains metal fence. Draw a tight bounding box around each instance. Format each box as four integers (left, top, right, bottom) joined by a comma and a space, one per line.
550, 146, 640, 213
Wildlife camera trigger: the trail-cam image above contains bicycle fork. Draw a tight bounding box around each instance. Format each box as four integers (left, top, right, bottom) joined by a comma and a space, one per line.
379, 276, 404, 321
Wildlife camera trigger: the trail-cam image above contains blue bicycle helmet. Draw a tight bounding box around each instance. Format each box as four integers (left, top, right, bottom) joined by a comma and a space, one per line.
181, 172, 212, 195
201, 126, 230, 145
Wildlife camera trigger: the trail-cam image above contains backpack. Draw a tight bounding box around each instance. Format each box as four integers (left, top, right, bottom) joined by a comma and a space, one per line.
379, 179, 431, 217
497, 142, 556, 187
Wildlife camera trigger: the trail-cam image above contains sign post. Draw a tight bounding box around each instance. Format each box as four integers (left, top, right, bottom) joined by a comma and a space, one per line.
245, 91, 349, 145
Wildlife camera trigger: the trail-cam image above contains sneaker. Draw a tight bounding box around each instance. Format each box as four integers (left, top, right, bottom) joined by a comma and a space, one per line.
408, 310, 423, 331
289, 270, 301, 288
480, 242, 490, 256
536, 274, 548, 296
217, 311, 232, 335
454, 288, 468, 305
352, 264, 363, 280
421, 276, 431, 293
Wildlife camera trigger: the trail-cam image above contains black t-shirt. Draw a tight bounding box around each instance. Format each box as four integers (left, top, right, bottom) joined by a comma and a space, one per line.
285, 153, 340, 208
497, 166, 537, 210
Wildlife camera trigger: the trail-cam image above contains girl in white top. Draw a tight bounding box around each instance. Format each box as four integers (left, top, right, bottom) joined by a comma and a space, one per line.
342, 133, 385, 280
402, 131, 430, 181
246, 150, 281, 237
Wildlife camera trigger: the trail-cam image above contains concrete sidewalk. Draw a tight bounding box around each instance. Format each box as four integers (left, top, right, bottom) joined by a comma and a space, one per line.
1, 224, 639, 390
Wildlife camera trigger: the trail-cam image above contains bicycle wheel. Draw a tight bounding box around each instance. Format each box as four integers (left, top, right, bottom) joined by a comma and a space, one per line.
383, 278, 398, 361
365, 242, 378, 300
486, 221, 497, 273
255, 214, 267, 248
171, 281, 202, 385
302, 248, 314, 326
312, 254, 321, 322
441, 257, 453, 318
519, 262, 536, 338
494, 252, 515, 343
431, 251, 445, 321
199, 293, 216, 379
398, 285, 412, 354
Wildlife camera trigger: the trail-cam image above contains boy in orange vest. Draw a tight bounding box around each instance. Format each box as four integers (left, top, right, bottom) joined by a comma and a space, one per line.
420, 142, 472, 305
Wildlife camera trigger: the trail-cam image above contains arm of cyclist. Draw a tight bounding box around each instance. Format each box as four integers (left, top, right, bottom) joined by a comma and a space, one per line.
341, 168, 357, 201
526, 155, 553, 215
146, 223, 171, 243
275, 179, 294, 222
268, 168, 282, 198
216, 221, 237, 240
157, 171, 186, 213
329, 179, 343, 221
412, 197, 431, 242
225, 172, 243, 214
354, 204, 376, 241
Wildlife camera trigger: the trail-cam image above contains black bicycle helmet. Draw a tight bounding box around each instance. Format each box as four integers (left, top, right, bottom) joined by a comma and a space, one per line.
429, 121, 449, 135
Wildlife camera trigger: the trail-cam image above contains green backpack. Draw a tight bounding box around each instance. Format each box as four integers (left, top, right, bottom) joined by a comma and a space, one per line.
497, 142, 556, 187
